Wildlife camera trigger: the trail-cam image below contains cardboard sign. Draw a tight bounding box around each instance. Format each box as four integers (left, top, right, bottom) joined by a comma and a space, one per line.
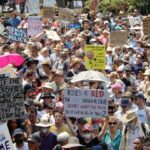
64, 89, 108, 118
0, 78, 25, 121
28, 16, 43, 37
59, 8, 74, 21
73, 0, 83, 8
143, 17, 150, 35
43, 0, 56, 7
7, 27, 27, 43
28, 0, 40, 15
84, 45, 106, 70
0, 123, 14, 150
110, 31, 128, 47
129, 16, 142, 27
43, 7, 55, 18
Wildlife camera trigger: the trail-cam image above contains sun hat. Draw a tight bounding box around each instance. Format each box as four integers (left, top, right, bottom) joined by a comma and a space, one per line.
36, 116, 52, 127
55, 70, 64, 76
70, 57, 81, 68
121, 110, 137, 123
41, 60, 50, 65
13, 128, 24, 137
57, 132, 70, 143
27, 134, 41, 143
107, 47, 112, 52
42, 82, 54, 90
143, 69, 150, 76
111, 83, 122, 90
62, 137, 84, 149
83, 124, 93, 131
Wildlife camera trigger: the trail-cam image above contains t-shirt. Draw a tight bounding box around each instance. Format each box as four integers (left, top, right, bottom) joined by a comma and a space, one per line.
13, 142, 29, 150
49, 123, 73, 136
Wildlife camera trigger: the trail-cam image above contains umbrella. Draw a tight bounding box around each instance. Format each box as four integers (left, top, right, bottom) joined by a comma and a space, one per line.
0, 53, 25, 68
71, 70, 110, 83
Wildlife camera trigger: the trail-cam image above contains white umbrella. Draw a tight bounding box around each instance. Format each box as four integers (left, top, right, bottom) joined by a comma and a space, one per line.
71, 70, 110, 83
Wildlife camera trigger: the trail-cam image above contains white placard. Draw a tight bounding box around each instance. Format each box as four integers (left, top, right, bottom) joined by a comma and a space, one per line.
0, 123, 14, 150
64, 89, 108, 118
129, 16, 142, 27
43, 0, 56, 7
27, 0, 40, 15
73, 0, 83, 8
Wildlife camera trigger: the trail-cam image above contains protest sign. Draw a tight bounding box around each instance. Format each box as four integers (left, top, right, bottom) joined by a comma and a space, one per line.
73, 0, 83, 8
7, 27, 27, 43
84, 45, 106, 70
129, 16, 142, 27
59, 8, 74, 21
46, 31, 61, 41
64, 89, 108, 118
27, 16, 43, 37
0, 123, 14, 150
143, 17, 150, 35
110, 31, 128, 47
28, 0, 40, 15
43, 7, 55, 18
0, 78, 25, 121
43, 0, 56, 7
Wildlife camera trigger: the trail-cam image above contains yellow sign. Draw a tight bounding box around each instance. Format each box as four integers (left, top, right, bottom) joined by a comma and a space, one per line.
85, 45, 106, 70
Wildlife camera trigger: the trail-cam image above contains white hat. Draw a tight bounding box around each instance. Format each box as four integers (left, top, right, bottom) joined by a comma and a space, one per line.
107, 47, 112, 52
39, 47, 49, 54
94, 18, 101, 23
62, 137, 84, 149
36, 116, 53, 127
143, 69, 150, 76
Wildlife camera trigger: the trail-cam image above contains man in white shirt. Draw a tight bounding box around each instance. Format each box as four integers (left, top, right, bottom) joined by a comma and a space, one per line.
13, 128, 29, 150
134, 93, 150, 126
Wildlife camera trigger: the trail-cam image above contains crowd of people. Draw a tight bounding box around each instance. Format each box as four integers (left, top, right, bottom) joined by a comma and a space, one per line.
0, 0, 150, 150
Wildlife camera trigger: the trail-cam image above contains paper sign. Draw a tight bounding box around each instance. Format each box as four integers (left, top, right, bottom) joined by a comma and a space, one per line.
129, 16, 142, 27
28, 0, 40, 15
0, 78, 25, 121
59, 8, 74, 21
7, 27, 27, 43
43, 0, 56, 7
46, 31, 60, 41
84, 45, 106, 70
110, 31, 128, 47
73, 0, 83, 8
64, 89, 108, 118
43, 7, 55, 18
28, 16, 43, 37
0, 123, 14, 150
143, 17, 150, 35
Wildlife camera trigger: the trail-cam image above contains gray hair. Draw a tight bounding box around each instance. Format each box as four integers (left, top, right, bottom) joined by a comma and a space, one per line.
57, 132, 70, 143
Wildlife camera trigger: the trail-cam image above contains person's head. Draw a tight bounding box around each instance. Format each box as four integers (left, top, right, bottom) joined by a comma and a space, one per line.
135, 93, 145, 106
108, 116, 118, 133
70, 57, 81, 69
39, 47, 49, 57
111, 83, 122, 94
54, 44, 62, 55
54, 70, 64, 84
8, 119, 18, 131
82, 124, 93, 142
25, 70, 35, 81
106, 47, 113, 55
77, 118, 86, 132
28, 106, 37, 125
120, 97, 131, 113
134, 137, 143, 150
27, 134, 41, 150
30, 45, 38, 57
13, 128, 24, 145
103, 30, 109, 37
117, 67, 124, 78
109, 72, 118, 83
57, 132, 70, 146
53, 109, 64, 125
125, 65, 132, 76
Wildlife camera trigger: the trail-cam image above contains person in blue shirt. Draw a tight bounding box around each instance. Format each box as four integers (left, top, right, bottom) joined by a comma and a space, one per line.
7, 11, 21, 27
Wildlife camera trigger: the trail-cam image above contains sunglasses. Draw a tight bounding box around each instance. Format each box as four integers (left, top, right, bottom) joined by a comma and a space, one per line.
108, 122, 117, 125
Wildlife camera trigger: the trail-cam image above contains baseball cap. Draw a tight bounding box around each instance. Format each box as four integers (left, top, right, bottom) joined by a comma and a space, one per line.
135, 93, 145, 100
13, 128, 24, 137
121, 98, 130, 107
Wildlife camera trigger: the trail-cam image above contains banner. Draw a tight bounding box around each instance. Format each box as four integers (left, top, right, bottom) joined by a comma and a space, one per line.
0, 123, 14, 150
110, 31, 128, 47
143, 17, 150, 35
59, 8, 74, 21
129, 16, 142, 27
64, 89, 108, 118
43, 7, 55, 18
28, 16, 43, 37
0, 78, 25, 121
7, 27, 27, 43
73, 0, 83, 8
43, 0, 56, 7
28, 0, 40, 15
84, 45, 106, 70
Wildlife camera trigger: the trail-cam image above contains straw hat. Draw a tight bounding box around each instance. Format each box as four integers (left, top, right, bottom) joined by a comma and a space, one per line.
70, 57, 81, 68
62, 137, 84, 149
121, 110, 137, 123
41, 60, 50, 65
36, 116, 52, 127
143, 69, 150, 76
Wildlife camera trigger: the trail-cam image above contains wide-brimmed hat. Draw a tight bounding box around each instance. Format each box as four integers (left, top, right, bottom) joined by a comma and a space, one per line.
70, 57, 81, 68
62, 137, 84, 149
41, 60, 50, 65
143, 69, 150, 76
42, 82, 54, 90
107, 47, 113, 52
121, 110, 137, 123
36, 116, 52, 127
55, 70, 64, 76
